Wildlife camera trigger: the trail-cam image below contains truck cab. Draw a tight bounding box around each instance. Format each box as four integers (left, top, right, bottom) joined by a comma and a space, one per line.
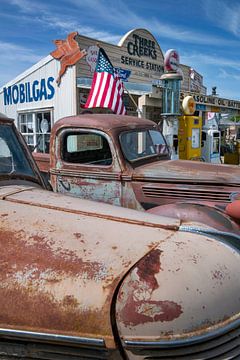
37, 114, 240, 213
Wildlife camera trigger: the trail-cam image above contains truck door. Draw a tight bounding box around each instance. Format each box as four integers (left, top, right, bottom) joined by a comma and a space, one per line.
51, 129, 123, 206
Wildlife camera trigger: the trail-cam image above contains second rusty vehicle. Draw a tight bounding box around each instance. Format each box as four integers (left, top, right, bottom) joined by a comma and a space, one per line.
34, 113, 240, 232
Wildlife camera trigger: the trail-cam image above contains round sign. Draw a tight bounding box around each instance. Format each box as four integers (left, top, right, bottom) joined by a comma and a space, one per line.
86, 45, 99, 72
182, 96, 196, 115
164, 49, 180, 72
40, 119, 49, 134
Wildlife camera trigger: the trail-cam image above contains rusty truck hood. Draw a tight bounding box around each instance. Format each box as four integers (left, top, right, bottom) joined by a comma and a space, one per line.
132, 159, 240, 184
0, 185, 240, 354
0, 185, 178, 347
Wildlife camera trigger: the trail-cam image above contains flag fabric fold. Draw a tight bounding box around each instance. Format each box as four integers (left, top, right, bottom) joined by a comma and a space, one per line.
84, 48, 126, 115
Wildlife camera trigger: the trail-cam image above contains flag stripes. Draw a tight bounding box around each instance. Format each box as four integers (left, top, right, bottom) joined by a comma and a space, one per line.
84, 48, 126, 115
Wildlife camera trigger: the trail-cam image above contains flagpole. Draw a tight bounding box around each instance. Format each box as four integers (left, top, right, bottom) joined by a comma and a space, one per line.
122, 84, 142, 117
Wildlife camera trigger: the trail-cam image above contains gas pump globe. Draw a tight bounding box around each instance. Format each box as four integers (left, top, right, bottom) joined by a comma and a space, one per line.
160, 49, 183, 159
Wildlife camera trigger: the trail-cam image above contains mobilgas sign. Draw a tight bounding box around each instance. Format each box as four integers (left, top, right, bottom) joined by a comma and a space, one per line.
3, 77, 55, 106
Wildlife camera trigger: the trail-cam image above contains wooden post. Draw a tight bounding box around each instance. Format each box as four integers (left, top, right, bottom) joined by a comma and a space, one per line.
123, 84, 142, 117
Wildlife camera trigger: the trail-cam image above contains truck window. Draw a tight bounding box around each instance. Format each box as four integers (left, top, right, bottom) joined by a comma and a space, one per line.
62, 132, 112, 166
0, 124, 36, 176
120, 129, 168, 161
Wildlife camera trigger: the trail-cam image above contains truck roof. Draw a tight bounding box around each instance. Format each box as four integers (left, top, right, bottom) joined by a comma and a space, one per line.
53, 114, 157, 133
0, 114, 13, 124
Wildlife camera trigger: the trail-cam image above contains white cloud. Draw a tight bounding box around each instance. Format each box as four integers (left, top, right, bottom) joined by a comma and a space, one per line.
0, 41, 42, 63
9, 0, 239, 47
8, 0, 48, 13
219, 68, 240, 81
181, 51, 240, 70
66, 0, 240, 46
202, 0, 240, 37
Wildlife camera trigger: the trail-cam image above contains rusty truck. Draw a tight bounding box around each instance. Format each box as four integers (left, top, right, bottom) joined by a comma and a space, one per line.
1, 114, 240, 358
33, 113, 240, 234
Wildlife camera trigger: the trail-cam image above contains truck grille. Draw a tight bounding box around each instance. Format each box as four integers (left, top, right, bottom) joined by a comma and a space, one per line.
142, 185, 232, 203
124, 324, 240, 359
0, 339, 112, 359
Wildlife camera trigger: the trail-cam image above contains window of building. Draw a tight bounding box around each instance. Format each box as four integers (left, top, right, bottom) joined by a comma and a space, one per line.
62, 132, 112, 166
18, 110, 53, 153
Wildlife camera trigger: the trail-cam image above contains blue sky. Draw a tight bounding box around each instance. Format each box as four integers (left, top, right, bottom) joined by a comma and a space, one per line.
1, 0, 240, 100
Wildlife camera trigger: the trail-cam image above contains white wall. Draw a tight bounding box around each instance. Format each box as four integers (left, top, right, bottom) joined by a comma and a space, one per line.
0, 55, 77, 124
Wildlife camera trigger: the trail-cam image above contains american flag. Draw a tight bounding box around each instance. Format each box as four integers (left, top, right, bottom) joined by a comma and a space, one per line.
84, 48, 126, 115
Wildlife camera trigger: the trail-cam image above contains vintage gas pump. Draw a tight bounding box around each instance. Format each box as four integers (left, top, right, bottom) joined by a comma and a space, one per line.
200, 112, 221, 163
201, 128, 221, 163
178, 96, 202, 160
160, 49, 183, 159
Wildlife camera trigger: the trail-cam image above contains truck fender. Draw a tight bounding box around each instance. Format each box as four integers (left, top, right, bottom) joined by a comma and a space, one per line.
147, 202, 240, 236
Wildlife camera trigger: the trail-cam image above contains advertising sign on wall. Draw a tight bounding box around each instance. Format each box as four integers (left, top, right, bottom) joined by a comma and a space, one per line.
3, 77, 55, 105
86, 45, 99, 72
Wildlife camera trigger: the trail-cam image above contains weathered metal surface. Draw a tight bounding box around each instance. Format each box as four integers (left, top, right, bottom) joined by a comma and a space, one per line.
132, 158, 240, 184
53, 169, 123, 207
116, 231, 240, 342
140, 182, 236, 204
0, 185, 177, 348
148, 202, 240, 236
133, 181, 240, 209
32, 152, 50, 174
2, 185, 179, 229
49, 114, 155, 138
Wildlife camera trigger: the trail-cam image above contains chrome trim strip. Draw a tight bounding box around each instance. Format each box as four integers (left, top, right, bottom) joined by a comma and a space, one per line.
136, 177, 239, 186
50, 168, 120, 181
179, 225, 240, 250
0, 328, 105, 347
123, 318, 240, 348
121, 175, 132, 181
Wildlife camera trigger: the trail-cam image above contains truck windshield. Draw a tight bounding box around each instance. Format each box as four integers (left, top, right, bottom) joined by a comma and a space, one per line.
120, 129, 169, 162
0, 124, 36, 177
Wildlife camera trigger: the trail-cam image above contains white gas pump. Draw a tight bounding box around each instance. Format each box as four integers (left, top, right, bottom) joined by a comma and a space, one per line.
162, 117, 179, 160
201, 128, 221, 163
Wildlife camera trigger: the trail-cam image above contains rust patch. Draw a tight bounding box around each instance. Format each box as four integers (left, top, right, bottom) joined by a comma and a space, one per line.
136, 249, 162, 291
211, 265, 229, 284
73, 232, 82, 239
0, 229, 104, 281
118, 249, 183, 326
1, 213, 8, 217
119, 294, 182, 326
212, 270, 224, 280
0, 285, 110, 336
